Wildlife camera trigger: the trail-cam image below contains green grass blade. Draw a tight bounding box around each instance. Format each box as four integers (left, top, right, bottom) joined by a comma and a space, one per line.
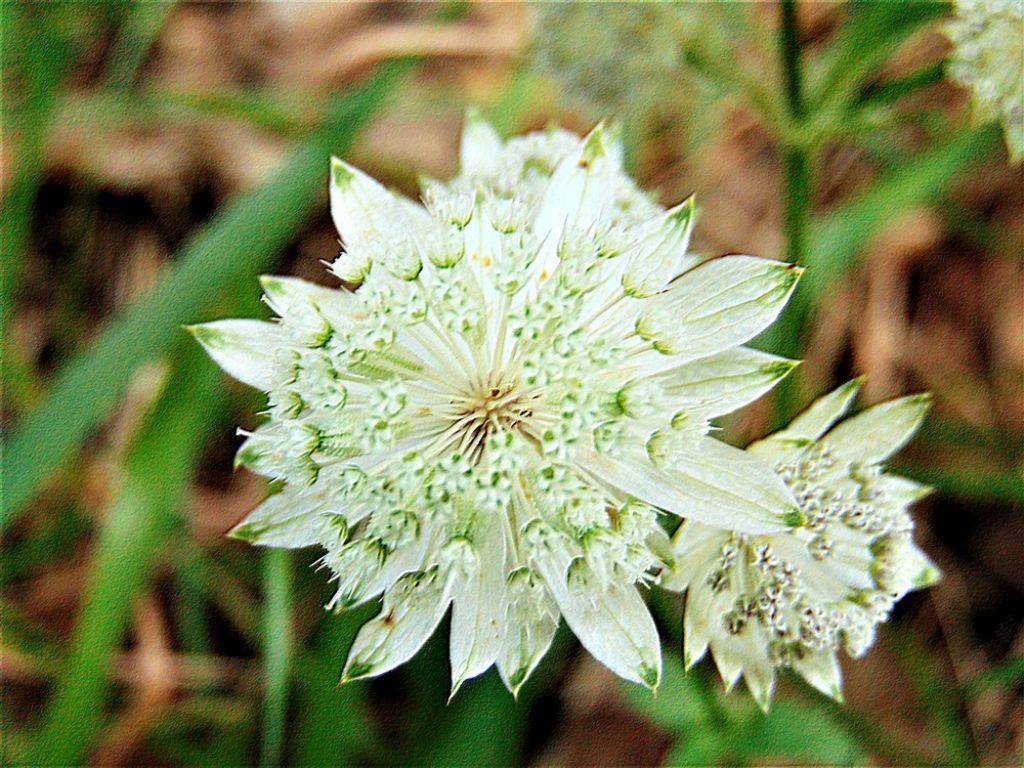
891, 626, 977, 765
57, 89, 319, 137
811, 0, 948, 113
2, 60, 410, 526
260, 549, 293, 768
856, 62, 946, 107
759, 124, 1000, 423
807, 125, 999, 299
963, 656, 1024, 695
25, 345, 229, 766
103, 0, 177, 88
0, 4, 77, 346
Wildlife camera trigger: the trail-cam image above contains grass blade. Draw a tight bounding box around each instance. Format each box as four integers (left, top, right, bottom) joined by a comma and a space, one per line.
2, 60, 410, 525
103, 1, 177, 88
0, 4, 77, 344
760, 124, 1000, 424
811, 0, 948, 113
894, 462, 1024, 505
891, 626, 977, 765
25, 345, 229, 765
807, 125, 999, 300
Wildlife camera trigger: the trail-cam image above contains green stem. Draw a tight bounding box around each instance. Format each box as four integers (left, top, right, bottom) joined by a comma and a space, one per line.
772, 0, 812, 426
781, 151, 810, 269
779, 0, 806, 121
261, 549, 293, 768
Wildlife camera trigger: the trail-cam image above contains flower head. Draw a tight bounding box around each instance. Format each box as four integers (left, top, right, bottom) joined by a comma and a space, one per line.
662, 381, 939, 709
191, 113, 808, 696
532, 3, 690, 121
945, 0, 1024, 161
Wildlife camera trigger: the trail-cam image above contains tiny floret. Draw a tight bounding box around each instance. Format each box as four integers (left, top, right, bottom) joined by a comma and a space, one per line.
190, 114, 898, 697
661, 381, 938, 709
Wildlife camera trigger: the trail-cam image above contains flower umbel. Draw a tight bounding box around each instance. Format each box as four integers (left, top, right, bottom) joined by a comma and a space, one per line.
662, 380, 939, 709
191, 113, 810, 696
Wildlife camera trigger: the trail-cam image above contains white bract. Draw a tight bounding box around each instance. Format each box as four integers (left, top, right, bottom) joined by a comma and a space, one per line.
945, 0, 1024, 161
193, 113, 836, 698
662, 381, 940, 709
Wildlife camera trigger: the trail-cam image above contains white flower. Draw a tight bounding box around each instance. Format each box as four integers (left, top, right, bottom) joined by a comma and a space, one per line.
662, 381, 940, 709
190, 112, 807, 696
945, 0, 1024, 161
532, 3, 691, 120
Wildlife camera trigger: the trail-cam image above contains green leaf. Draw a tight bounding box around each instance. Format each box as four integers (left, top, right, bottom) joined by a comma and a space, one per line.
738, 700, 860, 764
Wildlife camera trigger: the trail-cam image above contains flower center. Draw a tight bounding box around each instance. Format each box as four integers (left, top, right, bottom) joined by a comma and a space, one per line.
449, 379, 540, 462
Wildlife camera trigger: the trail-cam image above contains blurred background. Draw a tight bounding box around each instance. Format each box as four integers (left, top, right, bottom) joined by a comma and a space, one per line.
2, 1, 1022, 765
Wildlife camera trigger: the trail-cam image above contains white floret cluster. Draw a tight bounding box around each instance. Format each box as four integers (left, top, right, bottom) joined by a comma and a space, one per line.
191, 113, 935, 704
663, 381, 939, 708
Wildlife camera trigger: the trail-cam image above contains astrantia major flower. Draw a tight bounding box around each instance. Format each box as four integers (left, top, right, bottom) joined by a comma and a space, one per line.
945, 0, 1024, 161
191, 113, 807, 696
662, 381, 940, 709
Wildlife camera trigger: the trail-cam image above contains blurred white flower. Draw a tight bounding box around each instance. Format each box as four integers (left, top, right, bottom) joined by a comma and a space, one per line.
662, 381, 940, 709
945, 0, 1024, 161
532, 3, 689, 120
191, 112, 806, 696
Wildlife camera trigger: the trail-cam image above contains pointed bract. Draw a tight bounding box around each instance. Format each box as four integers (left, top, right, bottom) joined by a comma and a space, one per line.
460, 108, 504, 180
188, 320, 288, 390
822, 393, 931, 465
635, 256, 801, 362
659, 347, 799, 419
449, 522, 508, 694
585, 439, 796, 534
341, 568, 453, 683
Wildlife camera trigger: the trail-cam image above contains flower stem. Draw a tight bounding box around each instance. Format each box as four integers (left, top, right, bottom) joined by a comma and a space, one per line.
772, 0, 813, 427
779, 0, 806, 121
261, 548, 293, 768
